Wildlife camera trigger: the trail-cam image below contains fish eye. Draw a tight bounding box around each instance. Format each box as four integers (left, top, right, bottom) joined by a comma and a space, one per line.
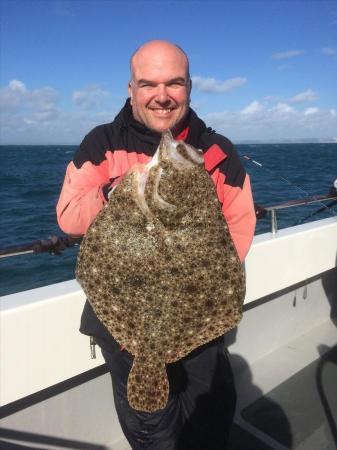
160, 160, 170, 170
176, 143, 186, 152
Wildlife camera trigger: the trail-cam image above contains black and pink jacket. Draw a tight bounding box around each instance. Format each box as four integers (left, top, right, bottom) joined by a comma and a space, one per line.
57, 99, 256, 262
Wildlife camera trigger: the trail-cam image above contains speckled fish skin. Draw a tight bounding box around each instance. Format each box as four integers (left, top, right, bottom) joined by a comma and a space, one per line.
76, 130, 245, 412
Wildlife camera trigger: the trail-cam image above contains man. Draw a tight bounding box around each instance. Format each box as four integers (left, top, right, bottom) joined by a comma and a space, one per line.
57, 40, 256, 450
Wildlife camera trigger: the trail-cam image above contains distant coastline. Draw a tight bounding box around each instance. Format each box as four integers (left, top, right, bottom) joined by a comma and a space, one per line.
236, 138, 337, 145
1, 138, 337, 146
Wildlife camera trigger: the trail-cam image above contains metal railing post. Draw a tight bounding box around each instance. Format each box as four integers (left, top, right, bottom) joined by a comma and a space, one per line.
271, 209, 278, 234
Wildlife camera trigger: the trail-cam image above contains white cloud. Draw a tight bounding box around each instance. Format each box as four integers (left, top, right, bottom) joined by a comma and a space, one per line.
0, 80, 116, 144
1, 107, 118, 144
72, 85, 111, 109
202, 100, 337, 142
0, 80, 28, 111
271, 50, 304, 60
304, 107, 319, 116
288, 89, 318, 104
321, 47, 337, 56
192, 76, 247, 93
241, 101, 265, 115
8, 80, 27, 93
0, 80, 59, 114
270, 103, 295, 115
31, 110, 61, 122
30, 87, 59, 111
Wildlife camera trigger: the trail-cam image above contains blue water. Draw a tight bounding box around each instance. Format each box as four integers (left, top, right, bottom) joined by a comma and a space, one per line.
1, 143, 336, 296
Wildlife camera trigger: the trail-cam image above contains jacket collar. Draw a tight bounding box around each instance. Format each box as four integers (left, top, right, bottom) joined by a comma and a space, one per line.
114, 98, 208, 148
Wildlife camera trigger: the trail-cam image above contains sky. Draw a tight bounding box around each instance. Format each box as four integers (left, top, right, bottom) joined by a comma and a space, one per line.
1, 0, 337, 144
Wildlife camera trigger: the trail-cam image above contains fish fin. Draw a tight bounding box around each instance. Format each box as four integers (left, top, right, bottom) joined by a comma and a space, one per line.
127, 355, 169, 412
152, 168, 176, 211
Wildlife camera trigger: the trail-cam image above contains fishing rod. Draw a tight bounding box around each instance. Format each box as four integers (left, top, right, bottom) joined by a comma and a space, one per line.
242, 154, 337, 219
296, 184, 337, 224
293, 198, 337, 225
262, 193, 337, 211
0, 235, 83, 259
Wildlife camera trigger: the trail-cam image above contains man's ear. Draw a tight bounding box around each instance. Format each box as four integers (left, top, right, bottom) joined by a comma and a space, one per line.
128, 82, 132, 105
187, 78, 192, 104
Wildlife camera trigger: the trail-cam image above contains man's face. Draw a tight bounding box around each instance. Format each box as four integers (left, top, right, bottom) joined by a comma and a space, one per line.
128, 46, 191, 134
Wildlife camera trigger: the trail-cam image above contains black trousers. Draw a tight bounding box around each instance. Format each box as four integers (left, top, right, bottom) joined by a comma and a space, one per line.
101, 337, 236, 450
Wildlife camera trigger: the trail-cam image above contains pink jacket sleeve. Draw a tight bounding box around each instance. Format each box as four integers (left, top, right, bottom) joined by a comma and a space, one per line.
212, 170, 256, 262
56, 160, 110, 236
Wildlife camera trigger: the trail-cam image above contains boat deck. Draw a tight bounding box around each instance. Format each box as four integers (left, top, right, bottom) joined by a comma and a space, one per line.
229, 318, 337, 450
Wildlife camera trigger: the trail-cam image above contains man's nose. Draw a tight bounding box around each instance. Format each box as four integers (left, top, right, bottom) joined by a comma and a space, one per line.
155, 84, 170, 103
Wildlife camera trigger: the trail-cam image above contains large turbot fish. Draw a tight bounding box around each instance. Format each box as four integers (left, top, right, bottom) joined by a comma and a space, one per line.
76, 130, 245, 412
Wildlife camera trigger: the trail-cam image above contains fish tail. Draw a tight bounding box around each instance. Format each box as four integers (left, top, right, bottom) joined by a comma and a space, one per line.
127, 355, 169, 412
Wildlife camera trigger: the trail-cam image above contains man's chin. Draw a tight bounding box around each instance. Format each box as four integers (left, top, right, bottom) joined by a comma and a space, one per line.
148, 116, 187, 135
148, 121, 177, 134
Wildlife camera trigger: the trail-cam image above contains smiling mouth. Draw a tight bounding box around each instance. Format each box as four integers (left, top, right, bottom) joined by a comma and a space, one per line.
149, 108, 174, 115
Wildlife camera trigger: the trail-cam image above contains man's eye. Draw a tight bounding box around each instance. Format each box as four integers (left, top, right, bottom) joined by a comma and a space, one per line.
168, 82, 186, 89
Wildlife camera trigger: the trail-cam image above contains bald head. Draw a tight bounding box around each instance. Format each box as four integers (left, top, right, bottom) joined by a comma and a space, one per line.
130, 40, 190, 82
128, 40, 192, 134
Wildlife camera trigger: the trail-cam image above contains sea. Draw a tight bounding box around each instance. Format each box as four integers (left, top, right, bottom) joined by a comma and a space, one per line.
1, 143, 337, 297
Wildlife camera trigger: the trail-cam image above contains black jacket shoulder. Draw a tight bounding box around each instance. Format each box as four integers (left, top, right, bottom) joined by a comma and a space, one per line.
200, 129, 234, 155
201, 130, 246, 188
73, 122, 118, 168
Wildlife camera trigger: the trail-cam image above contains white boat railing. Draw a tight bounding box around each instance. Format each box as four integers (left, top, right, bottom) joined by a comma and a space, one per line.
262, 193, 337, 234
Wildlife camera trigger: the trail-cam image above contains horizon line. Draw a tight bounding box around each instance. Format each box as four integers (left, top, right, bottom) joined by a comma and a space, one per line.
1, 140, 337, 146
